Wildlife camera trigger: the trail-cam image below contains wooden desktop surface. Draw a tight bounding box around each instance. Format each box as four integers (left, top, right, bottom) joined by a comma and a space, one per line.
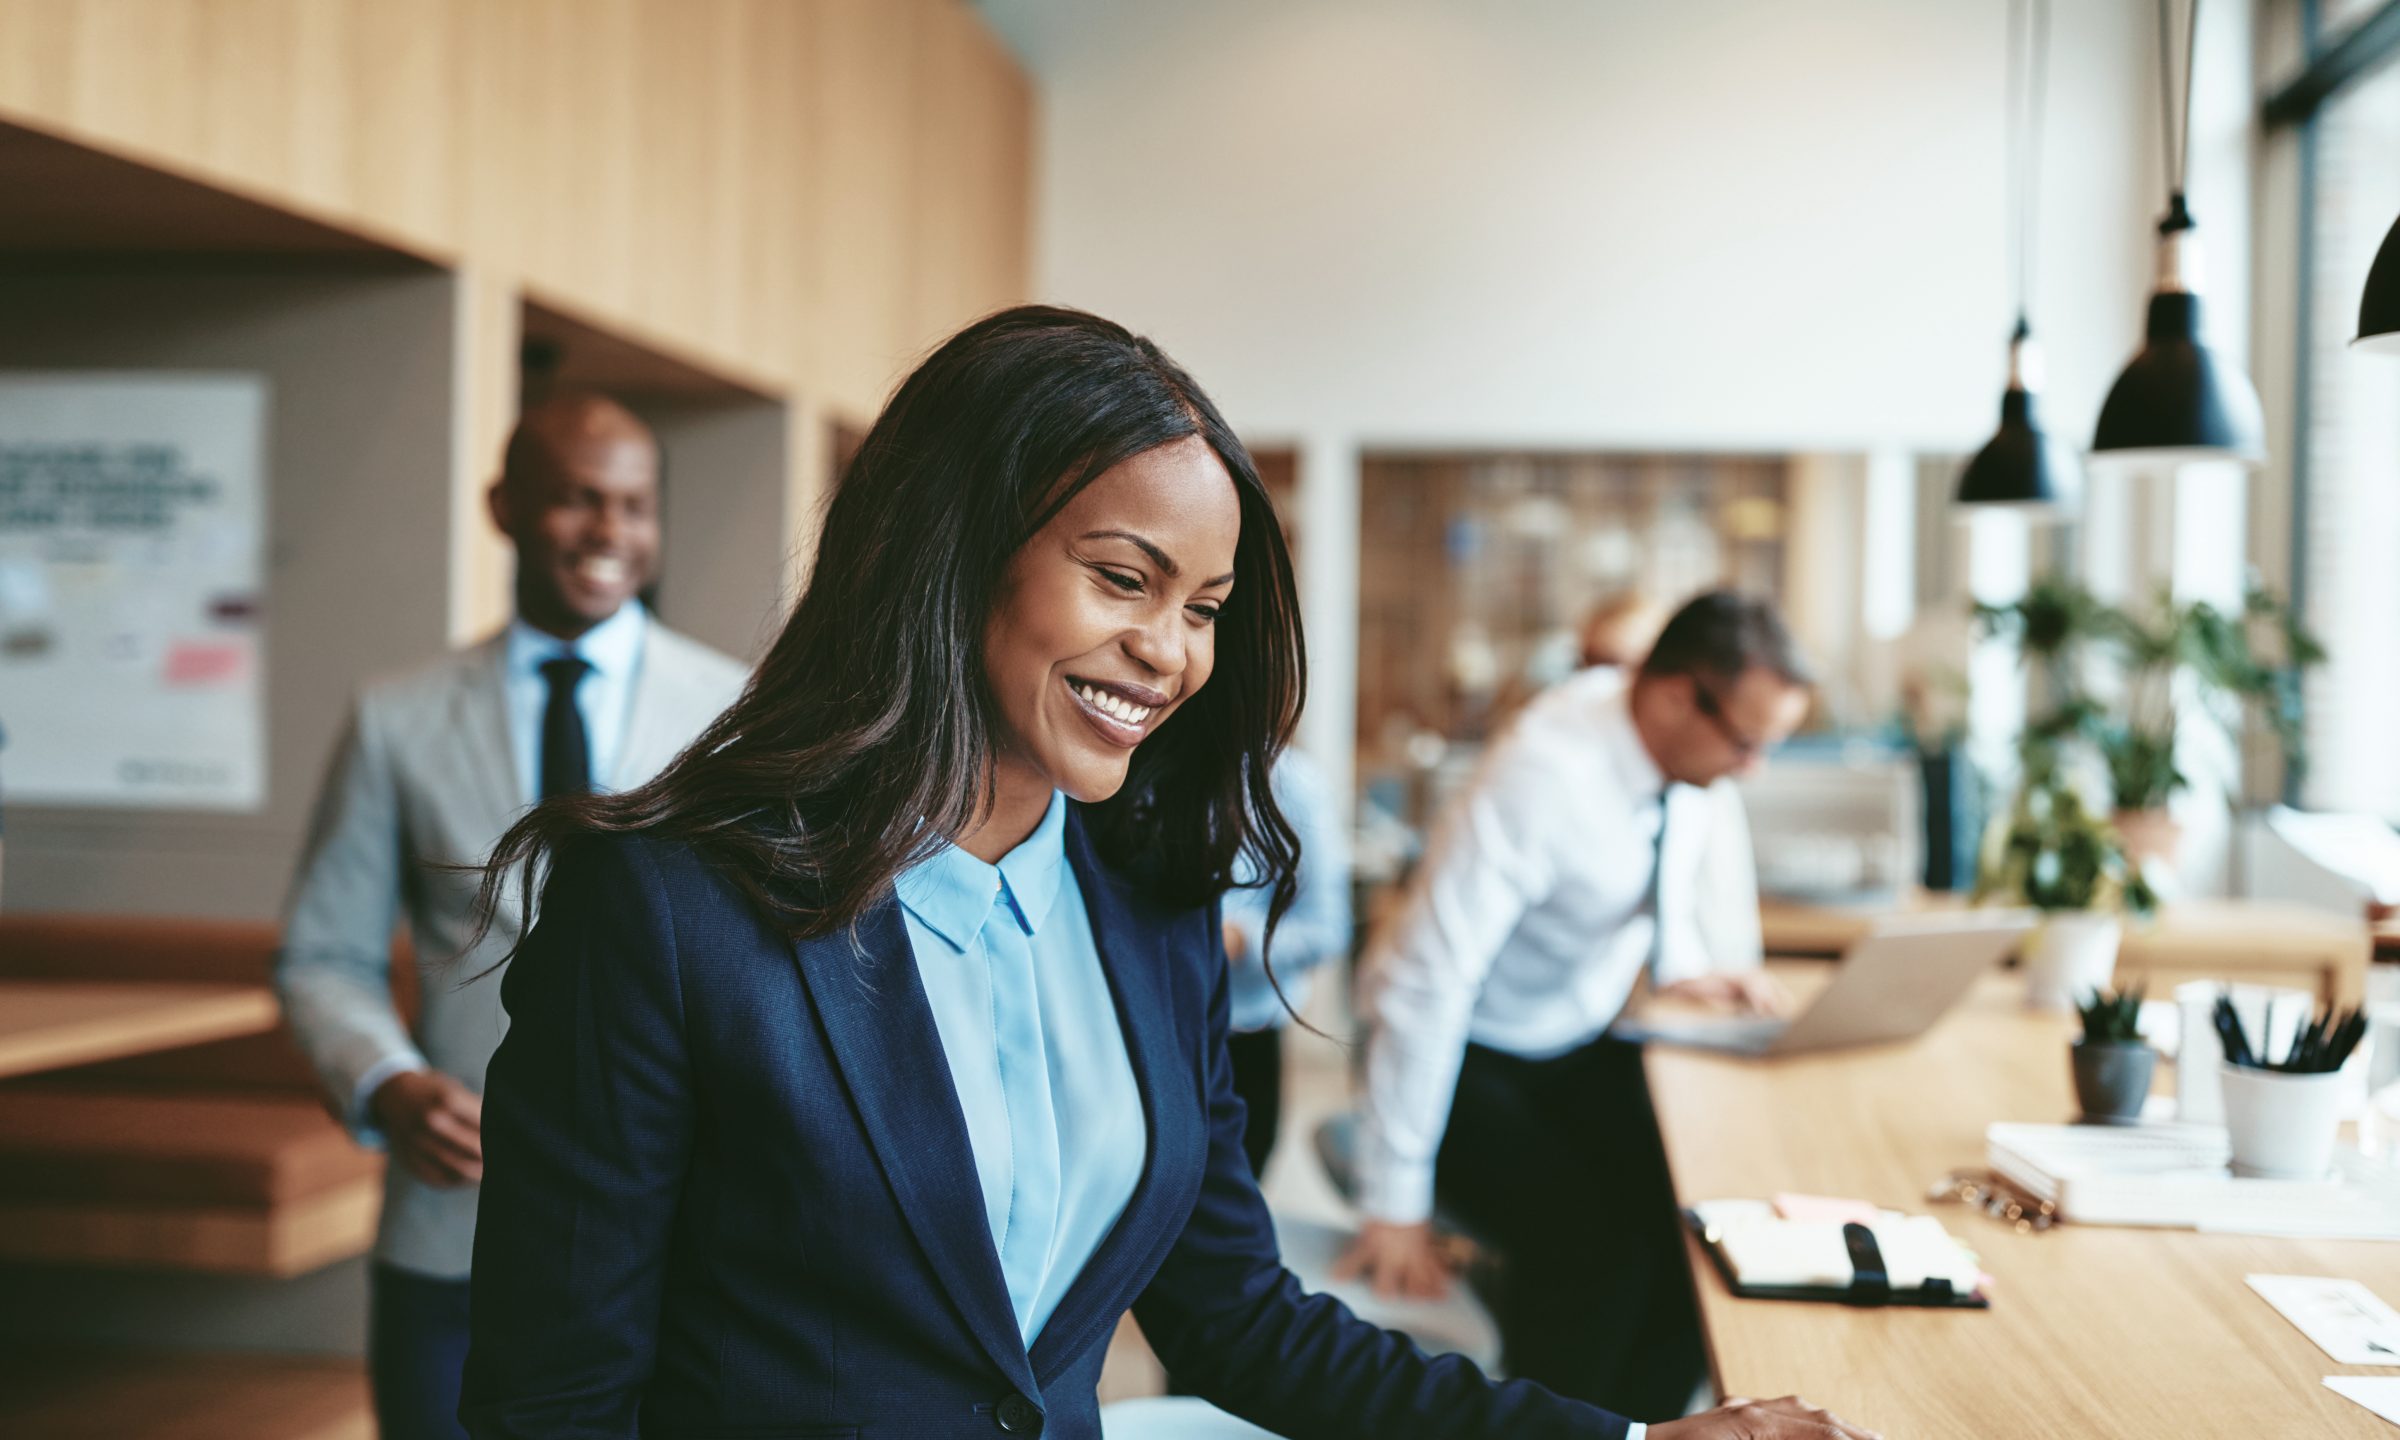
0, 980, 279, 1080
1646, 965, 2400, 1438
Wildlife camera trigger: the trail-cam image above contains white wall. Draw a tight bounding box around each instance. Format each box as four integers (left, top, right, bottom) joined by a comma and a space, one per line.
989, 0, 2178, 449
989, 0, 2256, 860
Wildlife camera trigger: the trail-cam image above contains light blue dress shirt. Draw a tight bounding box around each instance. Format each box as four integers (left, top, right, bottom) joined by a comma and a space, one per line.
1220, 751, 1353, 1033
894, 791, 1148, 1344
500, 600, 648, 805
348, 601, 650, 1129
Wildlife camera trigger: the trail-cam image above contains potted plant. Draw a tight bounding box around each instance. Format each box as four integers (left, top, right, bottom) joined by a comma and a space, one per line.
2092, 586, 2323, 867
1973, 774, 2157, 1011
2072, 985, 2154, 1124
1974, 578, 2323, 870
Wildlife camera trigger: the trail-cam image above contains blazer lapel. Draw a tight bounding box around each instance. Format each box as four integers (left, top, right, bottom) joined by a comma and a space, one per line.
791, 897, 1039, 1396
451, 641, 521, 842
615, 627, 686, 788
1028, 812, 1208, 1383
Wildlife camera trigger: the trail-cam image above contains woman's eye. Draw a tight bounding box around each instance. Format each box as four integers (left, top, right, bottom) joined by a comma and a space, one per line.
1187, 603, 1222, 625
1100, 569, 1144, 593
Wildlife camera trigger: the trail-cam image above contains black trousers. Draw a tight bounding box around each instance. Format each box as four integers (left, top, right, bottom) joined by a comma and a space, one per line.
1432, 1035, 1706, 1422
1226, 1025, 1284, 1179
370, 1261, 473, 1440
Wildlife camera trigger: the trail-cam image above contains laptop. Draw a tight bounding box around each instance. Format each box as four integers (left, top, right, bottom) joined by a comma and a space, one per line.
1615, 911, 2039, 1058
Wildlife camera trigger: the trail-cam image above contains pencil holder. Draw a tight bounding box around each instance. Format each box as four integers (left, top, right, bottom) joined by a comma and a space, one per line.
2220, 1063, 2343, 1180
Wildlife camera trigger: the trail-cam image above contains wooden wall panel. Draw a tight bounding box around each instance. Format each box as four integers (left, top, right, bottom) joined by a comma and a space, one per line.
0, 0, 1035, 417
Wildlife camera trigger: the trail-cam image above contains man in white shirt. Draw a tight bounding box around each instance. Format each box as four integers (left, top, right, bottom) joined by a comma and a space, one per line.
1335, 590, 1811, 1421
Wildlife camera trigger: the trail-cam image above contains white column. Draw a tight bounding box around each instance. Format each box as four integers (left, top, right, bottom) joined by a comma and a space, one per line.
1295, 431, 1360, 819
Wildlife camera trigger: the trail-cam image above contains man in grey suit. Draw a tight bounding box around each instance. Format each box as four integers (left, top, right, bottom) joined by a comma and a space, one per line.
275, 392, 749, 1440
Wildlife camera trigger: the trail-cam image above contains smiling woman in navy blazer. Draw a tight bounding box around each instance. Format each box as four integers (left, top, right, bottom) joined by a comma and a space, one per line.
459, 308, 1873, 1440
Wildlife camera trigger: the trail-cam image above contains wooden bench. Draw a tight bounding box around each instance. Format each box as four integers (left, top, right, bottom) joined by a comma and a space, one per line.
0, 913, 410, 1276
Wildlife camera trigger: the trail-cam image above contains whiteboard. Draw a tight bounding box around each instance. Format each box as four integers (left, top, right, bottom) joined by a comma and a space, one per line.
0, 373, 269, 810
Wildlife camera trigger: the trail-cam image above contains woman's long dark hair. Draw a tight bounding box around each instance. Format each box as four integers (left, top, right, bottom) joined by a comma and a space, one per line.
475, 305, 1305, 961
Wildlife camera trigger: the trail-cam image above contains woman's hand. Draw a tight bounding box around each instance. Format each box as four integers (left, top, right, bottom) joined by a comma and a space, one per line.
1651, 1395, 1883, 1440
370, 1067, 485, 1187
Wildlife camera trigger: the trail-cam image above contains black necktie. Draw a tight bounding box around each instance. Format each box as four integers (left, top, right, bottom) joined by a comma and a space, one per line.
539, 655, 593, 800
1645, 784, 1677, 983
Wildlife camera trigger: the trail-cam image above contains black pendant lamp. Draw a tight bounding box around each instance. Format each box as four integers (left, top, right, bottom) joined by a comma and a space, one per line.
2354, 214, 2400, 353
2091, 0, 2265, 466
1958, 0, 2079, 511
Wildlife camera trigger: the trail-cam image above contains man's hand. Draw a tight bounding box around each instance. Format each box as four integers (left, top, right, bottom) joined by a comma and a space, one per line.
369, 1068, 484, 1187
1651, 1395, 1883, 1440
1657, 971, 1793, 1018
1330, 1219, 1456, 1300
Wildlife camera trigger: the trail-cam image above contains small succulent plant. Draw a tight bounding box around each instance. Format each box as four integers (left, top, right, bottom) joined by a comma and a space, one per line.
2076, 985, 2147, 1047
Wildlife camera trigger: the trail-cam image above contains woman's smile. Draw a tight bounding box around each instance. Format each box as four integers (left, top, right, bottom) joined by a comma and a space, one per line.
1065, 674, 1171, 747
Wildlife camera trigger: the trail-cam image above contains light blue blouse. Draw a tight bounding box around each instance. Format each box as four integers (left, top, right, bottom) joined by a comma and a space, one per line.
893, 791, 1147, 1344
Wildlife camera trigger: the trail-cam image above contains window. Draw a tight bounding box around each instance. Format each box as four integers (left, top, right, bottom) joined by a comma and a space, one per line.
2276, 3, 2400, 816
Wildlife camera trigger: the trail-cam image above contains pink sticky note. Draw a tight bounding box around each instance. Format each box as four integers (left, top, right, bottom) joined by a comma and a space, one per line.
1771, 1192, 1881, 1225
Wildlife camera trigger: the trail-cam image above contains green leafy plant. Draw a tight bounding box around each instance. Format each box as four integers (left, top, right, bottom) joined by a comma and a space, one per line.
1973, 774, 2159, 915
2076, 984, 2147, 1046
1973, 577, 2324, 812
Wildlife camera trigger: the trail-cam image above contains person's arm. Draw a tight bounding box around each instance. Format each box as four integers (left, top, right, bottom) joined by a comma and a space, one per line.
1354, 736, 1560, 1228
1690, 780, 1763, 974
1134, 905, 1635, 1440
1254, 752, 1352, 978
1655, 782, 1788, 1017
273, 699, 427, 1143
460, 836, 692, 1439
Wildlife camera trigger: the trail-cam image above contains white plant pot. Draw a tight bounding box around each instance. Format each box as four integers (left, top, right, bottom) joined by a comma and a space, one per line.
2221, 1064, 2345, 1180
2021, 913, 2121, 1012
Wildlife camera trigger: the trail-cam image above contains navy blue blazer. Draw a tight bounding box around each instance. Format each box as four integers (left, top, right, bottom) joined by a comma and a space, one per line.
461, 808, 1631, 1440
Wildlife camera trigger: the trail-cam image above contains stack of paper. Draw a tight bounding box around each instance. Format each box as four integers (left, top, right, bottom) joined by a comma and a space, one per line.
1987, 1122, 2400, 1239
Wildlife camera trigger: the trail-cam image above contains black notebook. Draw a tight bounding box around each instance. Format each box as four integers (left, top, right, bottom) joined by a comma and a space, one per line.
1684, 1204, 1991, 1310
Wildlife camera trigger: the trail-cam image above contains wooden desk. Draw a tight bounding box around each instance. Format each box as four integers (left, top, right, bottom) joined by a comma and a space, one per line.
1647, 968, 2400, 1437
1760, 897, 2371, 1005
0, 980, 279, 1080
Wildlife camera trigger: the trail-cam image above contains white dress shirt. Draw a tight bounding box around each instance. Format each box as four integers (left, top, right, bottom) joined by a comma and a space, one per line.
1356, 666, 1763, 1224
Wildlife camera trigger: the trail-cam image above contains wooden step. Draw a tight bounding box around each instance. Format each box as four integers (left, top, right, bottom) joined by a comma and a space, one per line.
0, 1346, 370, 1440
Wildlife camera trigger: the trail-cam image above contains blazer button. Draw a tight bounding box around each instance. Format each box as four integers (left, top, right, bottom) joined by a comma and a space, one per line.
994, 1392, 1044, 1434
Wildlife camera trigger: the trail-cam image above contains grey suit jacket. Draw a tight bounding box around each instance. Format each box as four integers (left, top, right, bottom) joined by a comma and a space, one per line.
275, 619, 748, 1278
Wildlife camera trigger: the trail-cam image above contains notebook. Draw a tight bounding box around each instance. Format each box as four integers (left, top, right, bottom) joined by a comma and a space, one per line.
1985, 1122, 2400, 1238
1686, 1198, 1990, 1308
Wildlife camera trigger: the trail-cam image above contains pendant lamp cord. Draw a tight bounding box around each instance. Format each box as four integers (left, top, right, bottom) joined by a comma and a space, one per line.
2007, 0, 2051, 330
2156, 0, 2202, 209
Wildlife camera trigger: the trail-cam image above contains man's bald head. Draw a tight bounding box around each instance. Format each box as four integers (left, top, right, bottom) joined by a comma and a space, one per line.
501, 392, 658, 497
488, 392, 662, 640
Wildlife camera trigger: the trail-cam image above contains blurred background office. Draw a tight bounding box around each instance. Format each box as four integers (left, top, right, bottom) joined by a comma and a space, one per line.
0, 0, 2394, 1435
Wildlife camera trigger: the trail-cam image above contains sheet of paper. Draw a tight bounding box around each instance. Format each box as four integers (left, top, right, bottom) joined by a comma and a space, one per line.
2251, 1275, 2400, 1365
1772, 1192, 1879, 1225
2326, 1376, 2400, 1428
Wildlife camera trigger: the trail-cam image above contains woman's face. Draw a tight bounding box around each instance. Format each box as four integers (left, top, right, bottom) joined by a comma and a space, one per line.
984, 434, 1242, 805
